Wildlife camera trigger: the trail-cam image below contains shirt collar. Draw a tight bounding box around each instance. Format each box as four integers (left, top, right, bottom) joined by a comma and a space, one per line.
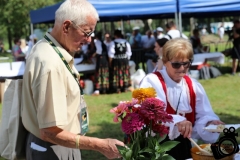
161, 67, 183, 88
45, 32, 73, 66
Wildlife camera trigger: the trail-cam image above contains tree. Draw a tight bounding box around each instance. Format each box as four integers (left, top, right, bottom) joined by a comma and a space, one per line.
0, 0, 62, 49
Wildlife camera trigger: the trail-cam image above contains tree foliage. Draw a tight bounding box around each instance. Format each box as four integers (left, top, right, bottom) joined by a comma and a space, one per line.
0, 0, 62, 48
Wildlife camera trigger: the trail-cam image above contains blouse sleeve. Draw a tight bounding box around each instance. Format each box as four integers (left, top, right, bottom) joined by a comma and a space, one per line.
191, 78, 220, 143
126, 42, 132, 60
94, 40, 102, 55
108, 41, 115, 58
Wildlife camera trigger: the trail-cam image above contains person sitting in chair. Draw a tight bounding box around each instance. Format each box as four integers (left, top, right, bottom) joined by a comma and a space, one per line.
190, 29, 209, 54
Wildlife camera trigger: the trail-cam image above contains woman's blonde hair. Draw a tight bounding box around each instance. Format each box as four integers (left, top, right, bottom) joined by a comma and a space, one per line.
162, 38, 193, 63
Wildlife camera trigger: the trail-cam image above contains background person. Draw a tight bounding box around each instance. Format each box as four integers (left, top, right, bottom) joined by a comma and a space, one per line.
140, 38, 224, 159
141, 30, 156, 73
218, 23, 225, 41
12, 38, 25, 61
190, 29, 210, 54
164, 21, 188, 40
129, 26, 142, 49
152, 38, 168, 71
21, 0, 124, 159
156, 27, 165, 39
108, 29, 132, 93
92, 32, 109, 95
231, 20, 240, 75
0, 40, 5, 53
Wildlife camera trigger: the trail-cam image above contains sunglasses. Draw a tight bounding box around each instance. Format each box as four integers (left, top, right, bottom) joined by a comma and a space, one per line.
169, 61, 192, 69
71, 21, 94, 38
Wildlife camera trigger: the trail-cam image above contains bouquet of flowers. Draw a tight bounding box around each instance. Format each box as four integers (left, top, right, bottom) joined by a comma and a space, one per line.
110, 87, 179, 160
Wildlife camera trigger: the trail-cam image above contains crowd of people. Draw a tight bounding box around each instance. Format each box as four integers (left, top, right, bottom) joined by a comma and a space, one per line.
76, 20, 194, 95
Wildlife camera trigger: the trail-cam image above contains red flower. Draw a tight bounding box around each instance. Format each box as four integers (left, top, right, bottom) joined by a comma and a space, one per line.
152, 123, 170, 136
121, 113, 145, 134
140, 98, 169, 121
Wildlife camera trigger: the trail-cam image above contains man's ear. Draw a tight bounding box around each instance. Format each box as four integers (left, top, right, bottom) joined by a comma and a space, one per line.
63, 21, 71, 33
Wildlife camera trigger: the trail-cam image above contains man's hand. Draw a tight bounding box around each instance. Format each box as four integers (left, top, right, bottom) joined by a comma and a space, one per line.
97, 138, 124, 159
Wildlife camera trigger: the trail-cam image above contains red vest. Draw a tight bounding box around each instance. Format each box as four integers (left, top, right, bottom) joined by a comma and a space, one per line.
153, 72, 196, 125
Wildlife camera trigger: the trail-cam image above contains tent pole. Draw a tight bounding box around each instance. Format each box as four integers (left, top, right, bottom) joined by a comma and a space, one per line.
175, 12, 179, 29
179, 12, 182, 32
30, 23, 34, 36
121, 19, 124, 35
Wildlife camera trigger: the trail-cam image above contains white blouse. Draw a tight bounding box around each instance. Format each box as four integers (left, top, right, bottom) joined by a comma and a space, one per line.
94, 39, 102, 55
108, 39, 132, 60
140, 68, 220, 143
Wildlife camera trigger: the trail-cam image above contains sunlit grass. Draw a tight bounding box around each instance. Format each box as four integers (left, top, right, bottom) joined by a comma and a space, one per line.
0, 71, 240, 160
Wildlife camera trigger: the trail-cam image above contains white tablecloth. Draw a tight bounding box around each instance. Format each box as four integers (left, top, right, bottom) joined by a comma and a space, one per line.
192, 52, 225, 66
0, 62, 25, 78
0, 58, 136, 77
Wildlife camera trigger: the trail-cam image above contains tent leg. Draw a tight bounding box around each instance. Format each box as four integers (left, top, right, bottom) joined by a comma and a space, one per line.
121, 19, 124, 35
178, 12, 182, 32
30, 23, 33, 36
175, 12, 179, 29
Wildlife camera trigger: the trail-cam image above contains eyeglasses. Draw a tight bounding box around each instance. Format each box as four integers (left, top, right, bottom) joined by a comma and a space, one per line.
71, 21, 94, 38
169, 61, 192, 69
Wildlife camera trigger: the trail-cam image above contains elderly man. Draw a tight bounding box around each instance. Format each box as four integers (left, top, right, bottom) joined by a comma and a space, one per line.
21, 0, 124, 159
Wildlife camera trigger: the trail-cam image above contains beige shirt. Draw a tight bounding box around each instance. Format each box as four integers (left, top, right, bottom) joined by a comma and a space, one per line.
21, 33, 81, 138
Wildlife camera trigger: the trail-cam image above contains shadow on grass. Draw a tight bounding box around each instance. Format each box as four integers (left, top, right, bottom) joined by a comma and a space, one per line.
214, 65, 232, 75
214, 63, 240, 75
110, 103, 118, 108
81, 121, 124, 160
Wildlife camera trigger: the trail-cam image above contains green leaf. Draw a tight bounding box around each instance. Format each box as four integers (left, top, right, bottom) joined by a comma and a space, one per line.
162, 154, 175, 160
132, 141, 140, 157
139, 148, 154, 153
160, 141, 180, 152
125, 149, 133, 160
158, 134, 167, 143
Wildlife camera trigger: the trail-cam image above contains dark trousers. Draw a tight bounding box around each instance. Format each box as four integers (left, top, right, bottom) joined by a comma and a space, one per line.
26, 133, 81, 160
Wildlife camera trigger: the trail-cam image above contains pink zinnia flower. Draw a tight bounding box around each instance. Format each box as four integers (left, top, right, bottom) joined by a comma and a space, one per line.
152, 123, 170, 136
121, 113, 145, 134
140, 98, 172, 122
110, 102, 127, 122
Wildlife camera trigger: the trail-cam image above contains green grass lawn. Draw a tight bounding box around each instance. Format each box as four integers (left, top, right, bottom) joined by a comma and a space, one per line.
0, 74, 240, 160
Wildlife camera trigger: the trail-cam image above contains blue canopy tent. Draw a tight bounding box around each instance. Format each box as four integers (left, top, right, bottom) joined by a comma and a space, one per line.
29, 0, 177, 24
179, 0, 240, 16
176, 0, 240, 32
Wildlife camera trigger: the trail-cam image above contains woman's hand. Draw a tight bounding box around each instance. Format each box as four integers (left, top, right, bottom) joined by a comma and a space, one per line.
176, 120, 192, 138
206, 120, 225, 126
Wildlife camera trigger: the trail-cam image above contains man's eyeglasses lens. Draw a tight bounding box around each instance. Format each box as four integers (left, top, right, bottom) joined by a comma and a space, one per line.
71, 21, 94, 37
170, 61, 191, 69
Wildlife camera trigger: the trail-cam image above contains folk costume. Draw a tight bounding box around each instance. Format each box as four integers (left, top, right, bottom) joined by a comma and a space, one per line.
140, 67, 220, 159
108, 39, 132, 93
93, 39, 109, 94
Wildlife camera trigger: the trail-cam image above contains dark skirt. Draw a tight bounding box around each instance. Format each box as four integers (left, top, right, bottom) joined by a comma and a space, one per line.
26, 133, 81, 160
160, 135, 192, 160
94, 54, 109, 93
109, 58, 131, 93
231, 46, 240, 59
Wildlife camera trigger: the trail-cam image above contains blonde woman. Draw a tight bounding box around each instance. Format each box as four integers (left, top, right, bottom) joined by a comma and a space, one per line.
140, 38, 224, 159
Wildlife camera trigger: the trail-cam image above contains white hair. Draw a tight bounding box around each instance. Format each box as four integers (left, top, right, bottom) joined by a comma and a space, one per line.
55, 0, 99, 26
